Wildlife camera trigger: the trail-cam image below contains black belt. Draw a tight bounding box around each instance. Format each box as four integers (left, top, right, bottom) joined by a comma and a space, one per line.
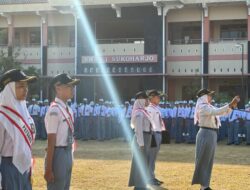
55, 146, 68, 149
154, 131, 162, 134
143, 131, 151, 134
1, 157, 13, 162
2, 156, 12, 159
200, 127, 218, 132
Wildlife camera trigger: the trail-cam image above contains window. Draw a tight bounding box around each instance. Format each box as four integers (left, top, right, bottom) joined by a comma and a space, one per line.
0, 29, 8, 45
29, 30, 40, 45
220, 24, 247, 40
168, 22, 201, 44
15, 31, 20, 46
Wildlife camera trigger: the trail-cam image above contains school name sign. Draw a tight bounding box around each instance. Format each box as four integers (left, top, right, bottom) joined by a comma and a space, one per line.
81, 55, 158, 64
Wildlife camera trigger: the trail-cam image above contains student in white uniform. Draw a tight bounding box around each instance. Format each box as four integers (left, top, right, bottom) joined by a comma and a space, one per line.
128, 91, 151, 189
28, 98, 41, 139
146, 89, 166, 186
44, 73, 80, 190
40, 99, 50, 140
192, 89, 238, 190
0, 69, 37, 190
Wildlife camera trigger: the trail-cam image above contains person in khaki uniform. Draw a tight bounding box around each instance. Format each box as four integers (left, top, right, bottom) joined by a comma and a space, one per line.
44, 73, 80, 190
192, 88, 239, 190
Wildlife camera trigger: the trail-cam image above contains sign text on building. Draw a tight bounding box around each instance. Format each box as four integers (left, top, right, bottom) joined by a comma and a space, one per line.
81, 54, 158, 64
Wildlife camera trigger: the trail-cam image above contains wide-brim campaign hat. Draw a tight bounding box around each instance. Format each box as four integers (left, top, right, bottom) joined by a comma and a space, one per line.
147, 89, 167, 98
0, 69, 37, 92
196, 88, 215, 98
135, 91, 148, 99
51, 73, 80, 87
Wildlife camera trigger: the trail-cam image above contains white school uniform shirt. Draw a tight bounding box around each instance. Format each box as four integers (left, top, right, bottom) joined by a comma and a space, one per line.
172, 106, 178, 118
89, 106, 94, 116
111, 107, 115, 117
94, 105, 100, 116
189, 107, 195, 119
45, 97, 74, 147
99, 105, 106, 117
244, 111, 250, 121
105, 107, 111, 117
84, 104, 92, 117
159, 107, 166, 118
80, 104, 87, 116
70, 104, 77, 118
166, 107, 173, 118
177, 106, 185, 118
125, 105, 132, 118
123, 106, 130, 118
198, 104, 231, 129
40, 105, 49, 117
228, 109, 241, 122
28, 104, 40, 116
146, 104, 163, 132
184, 107, 190, 119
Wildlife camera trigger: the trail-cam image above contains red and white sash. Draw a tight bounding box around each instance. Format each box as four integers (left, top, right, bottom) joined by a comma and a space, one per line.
51, 101, 74, 132
0, 105, 34, 148
132, 108, 151, 121
148, 103, 166, 131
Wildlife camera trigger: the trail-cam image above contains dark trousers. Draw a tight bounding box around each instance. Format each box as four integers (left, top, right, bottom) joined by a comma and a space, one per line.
0, 157, 32, 190
46, 147, 72, 190
175, 118, 184, 143
228, 121, 239, 145
32, 116, 41, 139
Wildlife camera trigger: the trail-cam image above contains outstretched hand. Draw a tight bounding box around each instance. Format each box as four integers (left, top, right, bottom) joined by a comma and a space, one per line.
229, 96, 240, 109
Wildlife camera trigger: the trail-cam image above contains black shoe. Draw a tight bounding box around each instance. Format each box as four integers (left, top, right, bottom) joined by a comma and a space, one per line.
201, 187, 212, 190
154, 178, 164, 184
134, 187, 148, 190
149, 179, 161, 186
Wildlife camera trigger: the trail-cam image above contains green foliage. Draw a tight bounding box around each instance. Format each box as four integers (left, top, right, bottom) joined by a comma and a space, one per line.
183, 85, 200, 100
23, 66, 40, 76
0, 51, 41, 99
214, 92, 230, 103
0, 50, 22, 74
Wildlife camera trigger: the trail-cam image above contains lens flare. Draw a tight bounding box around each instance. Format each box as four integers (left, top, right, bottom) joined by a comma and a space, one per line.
73, 0, 150, 186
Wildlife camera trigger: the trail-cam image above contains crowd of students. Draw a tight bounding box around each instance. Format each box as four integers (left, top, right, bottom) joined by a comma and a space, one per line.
27, 97, 250, 145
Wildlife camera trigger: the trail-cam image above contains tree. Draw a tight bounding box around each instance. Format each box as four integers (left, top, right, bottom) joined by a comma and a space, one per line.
0, 50, 22, 74
0, 50, 41, 99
